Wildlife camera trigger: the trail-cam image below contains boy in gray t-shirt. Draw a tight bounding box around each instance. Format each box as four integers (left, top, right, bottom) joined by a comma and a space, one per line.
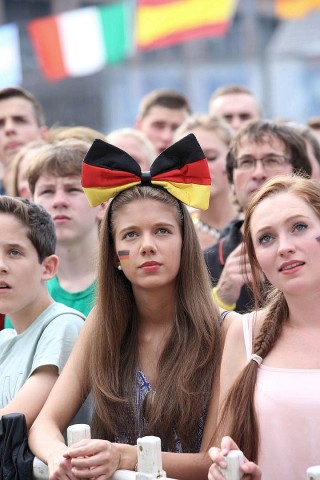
0, 196, 85, 428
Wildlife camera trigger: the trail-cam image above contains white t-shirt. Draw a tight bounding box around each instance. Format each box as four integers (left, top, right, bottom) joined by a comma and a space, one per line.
0, 302, 85, 408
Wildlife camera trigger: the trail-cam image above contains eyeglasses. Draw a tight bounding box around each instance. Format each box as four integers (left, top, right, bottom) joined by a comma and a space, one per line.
234, 154, 290, 172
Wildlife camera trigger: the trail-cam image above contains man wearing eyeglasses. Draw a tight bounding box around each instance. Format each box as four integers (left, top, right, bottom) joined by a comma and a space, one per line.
204, 120, 312, 313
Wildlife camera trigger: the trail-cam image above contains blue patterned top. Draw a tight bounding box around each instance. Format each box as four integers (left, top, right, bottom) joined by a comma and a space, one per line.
115, 368, 205, 452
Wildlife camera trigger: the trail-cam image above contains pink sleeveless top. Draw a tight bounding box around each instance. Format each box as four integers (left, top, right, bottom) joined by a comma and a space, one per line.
242, 314, 320, 479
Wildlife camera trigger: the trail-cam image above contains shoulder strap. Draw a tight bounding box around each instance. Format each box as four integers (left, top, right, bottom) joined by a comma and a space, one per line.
242, 312, 254, 361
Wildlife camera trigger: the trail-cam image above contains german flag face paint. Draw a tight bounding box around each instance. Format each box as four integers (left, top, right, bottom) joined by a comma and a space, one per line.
81, 133, 211, 210
118, 250, 130, 263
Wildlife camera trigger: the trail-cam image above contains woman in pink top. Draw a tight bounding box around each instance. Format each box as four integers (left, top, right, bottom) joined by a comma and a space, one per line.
208, 174, 320, 480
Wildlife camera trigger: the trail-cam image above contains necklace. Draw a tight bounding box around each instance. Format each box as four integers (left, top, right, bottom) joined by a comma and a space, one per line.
193, 216, 221, 238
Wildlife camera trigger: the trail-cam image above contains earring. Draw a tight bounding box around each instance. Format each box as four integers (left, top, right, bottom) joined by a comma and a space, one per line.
117, 264, 122, 271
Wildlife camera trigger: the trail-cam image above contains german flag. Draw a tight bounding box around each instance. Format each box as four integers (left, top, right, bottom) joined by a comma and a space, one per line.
150, 136, 211, 209
118, 250, 130, 262
82, 134, 211, 210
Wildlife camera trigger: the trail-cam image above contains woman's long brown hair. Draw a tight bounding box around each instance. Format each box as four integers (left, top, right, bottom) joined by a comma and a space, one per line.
85, 186, 222, 451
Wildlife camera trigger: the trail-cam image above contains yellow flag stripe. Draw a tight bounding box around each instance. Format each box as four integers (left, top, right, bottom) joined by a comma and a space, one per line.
152, 181, 210, 210
137, 0, 237, 46
83, 182, 140, 206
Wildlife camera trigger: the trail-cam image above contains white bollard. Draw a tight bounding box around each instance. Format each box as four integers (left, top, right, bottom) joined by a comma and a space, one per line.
33, 424, 91, 480
33, 429, 176, 480
219, 450, 244, 480
67, 423, 91, 446
136, 436, 166, 480
307, 466, 320, 479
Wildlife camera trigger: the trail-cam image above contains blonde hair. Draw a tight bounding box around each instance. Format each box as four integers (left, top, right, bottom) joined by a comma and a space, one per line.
107, 128, 156, 167
47, 125, 106, 143
175, 113, 234, 146
4, 140, 47, 196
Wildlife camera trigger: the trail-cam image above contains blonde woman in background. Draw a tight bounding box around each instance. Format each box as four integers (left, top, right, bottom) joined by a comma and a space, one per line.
107, 127, 156, 171
175, 114, 238, 249
3, 139, 47, 198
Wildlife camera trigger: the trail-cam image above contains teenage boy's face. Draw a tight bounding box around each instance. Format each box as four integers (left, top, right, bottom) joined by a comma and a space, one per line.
136, 106, 189, 155
33, 174, 101, 245
0, 213, 46, 317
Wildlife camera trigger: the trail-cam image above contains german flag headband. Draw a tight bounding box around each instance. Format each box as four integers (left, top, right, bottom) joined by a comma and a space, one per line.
82, 133, 211, 210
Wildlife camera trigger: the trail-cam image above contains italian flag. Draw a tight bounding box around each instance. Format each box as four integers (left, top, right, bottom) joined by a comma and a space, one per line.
28, 2, 133, 81
136, 0, 238, 50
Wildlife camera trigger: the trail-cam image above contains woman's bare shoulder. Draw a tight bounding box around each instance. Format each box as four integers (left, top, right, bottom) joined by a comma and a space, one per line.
219, 309, 243, 337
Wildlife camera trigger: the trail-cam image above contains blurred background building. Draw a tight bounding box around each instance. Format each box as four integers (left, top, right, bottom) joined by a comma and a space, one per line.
0, 0, 320, 133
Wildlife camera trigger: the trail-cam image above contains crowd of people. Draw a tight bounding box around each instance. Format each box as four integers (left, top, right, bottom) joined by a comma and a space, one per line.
1, 82, 320, 480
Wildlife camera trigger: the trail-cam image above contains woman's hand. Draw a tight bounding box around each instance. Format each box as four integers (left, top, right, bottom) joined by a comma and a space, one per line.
61, 439, 121, 479
208, 436, 262, 480
48, 453, 77, 479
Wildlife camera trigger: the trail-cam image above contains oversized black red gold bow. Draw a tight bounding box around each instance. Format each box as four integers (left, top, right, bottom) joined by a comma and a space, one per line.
82, 133, 211, 210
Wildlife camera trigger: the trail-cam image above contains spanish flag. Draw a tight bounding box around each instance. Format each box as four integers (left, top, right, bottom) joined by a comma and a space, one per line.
136, 0, 238, 50
275, 0, 320, 19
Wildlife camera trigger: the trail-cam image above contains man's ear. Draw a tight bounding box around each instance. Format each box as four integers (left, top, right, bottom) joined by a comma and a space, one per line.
96, 202, 108, 222
42, 254, 59, 281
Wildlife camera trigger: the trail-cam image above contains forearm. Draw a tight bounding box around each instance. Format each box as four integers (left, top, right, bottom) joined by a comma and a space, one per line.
28, 416, 68, 465
112, 444, 210, 480
162, 451, 211, 480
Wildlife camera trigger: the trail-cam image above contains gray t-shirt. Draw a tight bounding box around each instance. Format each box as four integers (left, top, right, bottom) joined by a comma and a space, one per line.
0, 302, 85, 408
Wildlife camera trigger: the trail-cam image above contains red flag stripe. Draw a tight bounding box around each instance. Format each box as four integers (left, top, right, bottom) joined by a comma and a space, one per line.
82, 163, 140, 188
28, 16, 67, 81
153, 159, 211, 185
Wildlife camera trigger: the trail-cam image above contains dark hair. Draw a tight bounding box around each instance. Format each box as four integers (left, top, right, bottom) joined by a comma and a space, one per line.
86, 185, 221, 451
226, 120, 312, 183
0, 86, 46, 127
138, 89, 191, 118
215, 174, 320, 462
28, 139, 91, 195
0, 196, 56, 262
293, 124, 320, 169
